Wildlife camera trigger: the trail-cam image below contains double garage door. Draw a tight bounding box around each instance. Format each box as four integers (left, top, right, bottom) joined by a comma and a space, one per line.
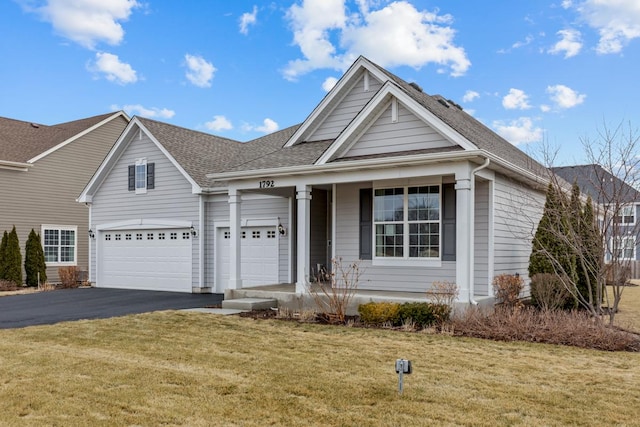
98, 226, 279, 292
99, 228, 193, 292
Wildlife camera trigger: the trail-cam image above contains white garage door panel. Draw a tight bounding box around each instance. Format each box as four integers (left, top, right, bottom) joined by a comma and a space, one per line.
217, 226, 278, 289
99, 229, 192, 292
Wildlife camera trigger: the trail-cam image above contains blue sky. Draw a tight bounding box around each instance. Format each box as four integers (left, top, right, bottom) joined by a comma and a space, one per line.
2, 0, 639, 165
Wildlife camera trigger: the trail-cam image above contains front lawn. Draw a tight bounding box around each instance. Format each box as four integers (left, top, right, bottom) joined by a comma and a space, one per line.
0, 312, 639, 426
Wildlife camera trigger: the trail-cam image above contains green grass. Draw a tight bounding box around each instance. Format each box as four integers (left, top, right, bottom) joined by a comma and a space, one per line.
0, 312, 639, 426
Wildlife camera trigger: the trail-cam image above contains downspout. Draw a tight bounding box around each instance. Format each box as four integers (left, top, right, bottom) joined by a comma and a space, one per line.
469, 157, 491, 305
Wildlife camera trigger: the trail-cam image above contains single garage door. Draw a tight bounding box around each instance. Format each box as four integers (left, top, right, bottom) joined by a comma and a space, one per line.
99, 229, 192, 292
217, 226, 278, 289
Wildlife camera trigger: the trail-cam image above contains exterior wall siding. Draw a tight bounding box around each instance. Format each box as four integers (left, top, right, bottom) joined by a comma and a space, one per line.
90, 131, 200, 286
492, 174, 544, 294
344, 103, 454, 158
0, 115, 127, 283
205, 194, 290, 287
474, 180, 490, 295
309, 75, 382, 142
335, 181, 456, 292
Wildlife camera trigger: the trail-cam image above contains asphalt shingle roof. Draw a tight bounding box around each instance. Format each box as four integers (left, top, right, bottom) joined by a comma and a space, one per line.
552, 164, 640, 204
0, 112, 117, 163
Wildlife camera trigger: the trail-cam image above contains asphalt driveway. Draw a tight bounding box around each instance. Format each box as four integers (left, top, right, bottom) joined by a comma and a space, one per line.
0, 288, 224, 329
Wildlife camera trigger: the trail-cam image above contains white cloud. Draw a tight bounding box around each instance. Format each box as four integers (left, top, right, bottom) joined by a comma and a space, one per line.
112, 104, 175, 119
283, 0, 470, 80
244, 118, 279, 134
23, 0, 139, 49
89, 52, 137, 84
502, 88, 531, 110
548, 29, 582, 58
546, 84, 586, 108
205, 115, 233, 131
239, 5, 258, 35
322, 76, 339, 91
493, 117, 543, 145
462, 90, 479, 103
540, 104, 551, 112
575, 0, 640, 54
562, 0, 573, 8
184, 54, 216, 88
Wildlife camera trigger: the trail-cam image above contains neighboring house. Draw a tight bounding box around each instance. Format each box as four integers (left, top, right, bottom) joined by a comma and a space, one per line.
0, 112, 129, 283
552, 164, 640, 262
79, 57, 548, 304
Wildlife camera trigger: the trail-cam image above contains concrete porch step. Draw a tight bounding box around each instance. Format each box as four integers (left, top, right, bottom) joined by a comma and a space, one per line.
222, 298, 278, 311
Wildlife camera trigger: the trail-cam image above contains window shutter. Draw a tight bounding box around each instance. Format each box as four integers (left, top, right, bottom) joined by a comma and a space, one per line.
359, 188, 373, 260
128, 165, 135, 191
147, 162, 155, 189
442, 183, 456, 261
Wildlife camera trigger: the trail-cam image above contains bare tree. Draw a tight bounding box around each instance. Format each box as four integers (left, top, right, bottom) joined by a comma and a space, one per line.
531, 121, 640, 324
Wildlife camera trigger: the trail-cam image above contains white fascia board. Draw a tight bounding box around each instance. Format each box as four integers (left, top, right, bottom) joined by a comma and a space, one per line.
135, 120, 203, 193
284, 56, 390, 148
316, 82, 477, 165
0, 160, 32, 171
96, 218, 193, 231
28, 111, 130, 164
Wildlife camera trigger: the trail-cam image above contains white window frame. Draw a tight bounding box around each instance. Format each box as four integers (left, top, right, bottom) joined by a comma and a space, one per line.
135, 158, 147, 194
372, 184, 441, 267
41, 225, 78, 266
616, 204, 636, 226
610, 235, 636, 261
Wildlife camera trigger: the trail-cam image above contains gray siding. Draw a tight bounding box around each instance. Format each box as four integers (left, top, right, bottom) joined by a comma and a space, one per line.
310, 189, 329, 276
90, 131, 200, 286
344, 103, 454, 158
335, 182, 455, 292
309, 75, 382, 142
206, 194, 290, 287
0, 115, 127, 283
474, 180, 490, 295
493, 174, 544, 294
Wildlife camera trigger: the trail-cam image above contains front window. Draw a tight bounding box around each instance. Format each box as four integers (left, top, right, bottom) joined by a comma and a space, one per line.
374, 185, 440, 259
135, 159, 147, 194
42, 226, 77, 265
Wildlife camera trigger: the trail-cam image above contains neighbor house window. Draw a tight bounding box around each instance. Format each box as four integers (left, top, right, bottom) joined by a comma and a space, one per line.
612, 236, 635, 260
615, 205, 635, 225
42, 226, 77, 266
374, 185, 440, 259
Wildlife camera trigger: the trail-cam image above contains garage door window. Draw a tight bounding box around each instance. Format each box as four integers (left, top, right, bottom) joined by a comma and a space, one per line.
42, 226, 77, 266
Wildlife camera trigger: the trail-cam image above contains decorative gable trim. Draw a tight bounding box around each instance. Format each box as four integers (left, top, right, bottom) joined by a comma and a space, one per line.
284, 56, 390, 148
315, 82, 477, 165
27, 111, 130, 163
77, 117, 202, 203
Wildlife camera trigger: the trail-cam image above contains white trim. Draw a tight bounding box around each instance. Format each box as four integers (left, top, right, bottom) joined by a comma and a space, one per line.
198, 194, 205, 289
96, 218, 193, 231
29, 111, 129, 163
288, 196, 293, 283
316, 83, 477, 165
0, 160, 32, 171
41, 224, 78, 267
331, 184, 337, 262
284, 56, 390, 148
78, 117, 202, 203
135, 158, 147, 194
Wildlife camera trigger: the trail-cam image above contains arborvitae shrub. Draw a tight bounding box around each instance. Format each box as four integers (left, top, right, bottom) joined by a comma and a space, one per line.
0, 231, 7, 280
24, 229, 47, 287
5, 226, 22, 286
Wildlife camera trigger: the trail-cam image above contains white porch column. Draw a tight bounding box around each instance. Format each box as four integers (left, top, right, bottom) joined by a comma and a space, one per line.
296, 185, 312, 293
228, 189, 242, 290
455, 173, 472, 303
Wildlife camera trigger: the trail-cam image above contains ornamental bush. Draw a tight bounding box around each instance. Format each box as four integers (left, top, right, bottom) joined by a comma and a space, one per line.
357, 302, 401, 326
4, 226, 22, 286
398, 302, 452, 328
25, 229, 47, 287
530, 273, 572, 311
492, 274, 524, 309
0, 230, 7, 280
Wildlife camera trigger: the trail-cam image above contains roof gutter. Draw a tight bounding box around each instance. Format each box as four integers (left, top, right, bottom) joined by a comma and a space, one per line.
0, 160, 32, 172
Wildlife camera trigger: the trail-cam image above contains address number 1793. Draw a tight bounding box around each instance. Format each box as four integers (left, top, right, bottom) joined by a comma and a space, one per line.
259, 180, 275, 189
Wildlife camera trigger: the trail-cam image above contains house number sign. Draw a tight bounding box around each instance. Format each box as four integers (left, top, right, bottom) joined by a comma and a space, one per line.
259, 180, 275, 189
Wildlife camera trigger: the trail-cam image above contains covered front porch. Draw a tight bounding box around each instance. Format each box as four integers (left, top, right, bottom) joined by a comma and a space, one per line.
221, 157, 496, 305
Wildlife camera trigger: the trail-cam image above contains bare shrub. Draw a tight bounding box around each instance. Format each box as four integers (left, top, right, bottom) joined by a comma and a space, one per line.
58, 266, 80, 289
38, 282, 56, 292
493, 274, 524, 308
450, 306, 640, 352
426, 281, 459, 307
306, 257, 361, 324
0, 280, 19, 291
530, 273, 572, 311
